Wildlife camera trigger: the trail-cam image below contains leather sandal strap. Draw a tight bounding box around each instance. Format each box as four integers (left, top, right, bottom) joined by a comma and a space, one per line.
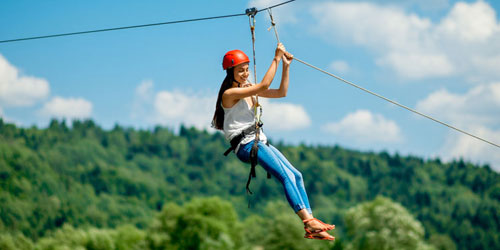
312, 218, 335, 228
302, 218, 316, 224
303, 218, 335, 232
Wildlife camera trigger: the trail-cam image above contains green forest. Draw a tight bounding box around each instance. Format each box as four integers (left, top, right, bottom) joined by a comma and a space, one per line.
0, 118, 499, 250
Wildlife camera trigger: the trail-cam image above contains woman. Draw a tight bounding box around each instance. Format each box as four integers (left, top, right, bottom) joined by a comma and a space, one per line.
212, 43, 335, 241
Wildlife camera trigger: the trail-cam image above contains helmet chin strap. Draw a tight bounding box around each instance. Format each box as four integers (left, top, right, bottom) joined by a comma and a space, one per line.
233, 79, 245, 88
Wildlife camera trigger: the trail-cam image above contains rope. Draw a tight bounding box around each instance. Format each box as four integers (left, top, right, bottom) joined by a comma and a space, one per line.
0, 0, 297, 44
265, 9, 500, 150
248, 15, 258, 89
247, 9, 263, 126
267, 8, 280, 43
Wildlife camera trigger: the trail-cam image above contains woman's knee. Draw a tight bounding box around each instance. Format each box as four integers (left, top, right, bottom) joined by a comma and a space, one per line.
280, 167, 298, 185
295, 171, 303, 182
283, 164, 303, 182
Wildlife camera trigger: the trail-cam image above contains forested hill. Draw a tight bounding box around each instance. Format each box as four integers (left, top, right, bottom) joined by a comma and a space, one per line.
1, 119, 499, 250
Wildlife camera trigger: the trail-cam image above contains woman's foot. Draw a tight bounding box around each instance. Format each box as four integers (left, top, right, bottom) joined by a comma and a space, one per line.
304, 231, 335, 241
303, 218, 335, 234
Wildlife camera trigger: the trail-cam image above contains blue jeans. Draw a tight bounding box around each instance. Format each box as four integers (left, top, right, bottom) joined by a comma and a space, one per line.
236, 140, 312, 214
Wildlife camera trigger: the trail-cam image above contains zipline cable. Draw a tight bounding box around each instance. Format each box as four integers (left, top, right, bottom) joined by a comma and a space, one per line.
0, 14, 244, 44
265, 9, 500, 150
293, 58, 500, 149
0, 0, 296, 44
258, 0, 296, 13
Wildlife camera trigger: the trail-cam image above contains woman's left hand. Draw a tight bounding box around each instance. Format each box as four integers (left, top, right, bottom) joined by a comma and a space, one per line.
283, 52, 293, 66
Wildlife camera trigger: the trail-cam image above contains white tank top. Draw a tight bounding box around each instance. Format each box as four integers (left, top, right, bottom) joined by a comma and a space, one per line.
222, 98, 267, 152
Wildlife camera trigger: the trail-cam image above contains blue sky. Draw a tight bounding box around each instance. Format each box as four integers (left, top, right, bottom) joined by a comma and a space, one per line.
1, 0, 499, 170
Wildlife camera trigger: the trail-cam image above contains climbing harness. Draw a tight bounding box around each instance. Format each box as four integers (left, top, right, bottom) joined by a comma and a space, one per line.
222, 123, 271, 195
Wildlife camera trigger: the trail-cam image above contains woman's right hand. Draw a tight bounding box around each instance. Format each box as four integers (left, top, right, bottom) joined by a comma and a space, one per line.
283, 52, 293, 66
275, 43, 286, 59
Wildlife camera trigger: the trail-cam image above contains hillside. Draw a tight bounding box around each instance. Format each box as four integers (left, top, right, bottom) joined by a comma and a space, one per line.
0, 119, 499, 249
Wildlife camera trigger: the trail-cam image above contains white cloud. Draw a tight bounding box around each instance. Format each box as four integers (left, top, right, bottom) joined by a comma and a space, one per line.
376, 53, 454, 78
153, 90, 215, 130
152, 90, 311, 132
0, 108, 21, 126
0, 54, 50, 107
416, 83, 500, 169
310, 1, 500, 81
259, 98, 311, 131
329, 60, 350, 74
441, 126, 500, 171
130, 81, 215, 129
311, 3, 433, 52
416, 83, 500, 127
135, 80, 154, 100
470, 54, 500, 80
40, 96, 92, 120
322, 110, 402, 144
131, 80, 154, 120
131, 81, 311, 131
436, 1, 497, 42
366, 0, 451, 12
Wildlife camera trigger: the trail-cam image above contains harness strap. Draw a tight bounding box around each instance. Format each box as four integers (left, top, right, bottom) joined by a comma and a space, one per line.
223, 125, 257, 156
241, 7, 270, 207
245, 122, 271, 196
246, 138, 259, 195
222, 123, 271, 196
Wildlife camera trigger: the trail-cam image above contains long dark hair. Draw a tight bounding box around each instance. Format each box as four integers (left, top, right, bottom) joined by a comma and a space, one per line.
212, 67, 235, 130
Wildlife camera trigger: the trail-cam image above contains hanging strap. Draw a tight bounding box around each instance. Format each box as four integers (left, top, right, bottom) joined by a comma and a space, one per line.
247, 8, 263, 127
244, 8, 271, 205
246, 8, 260, 197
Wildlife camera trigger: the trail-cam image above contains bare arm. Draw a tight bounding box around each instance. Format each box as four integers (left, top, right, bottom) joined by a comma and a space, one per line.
222, 55, 281, 100
260, 52, 293, 98
222, 43, 286, 104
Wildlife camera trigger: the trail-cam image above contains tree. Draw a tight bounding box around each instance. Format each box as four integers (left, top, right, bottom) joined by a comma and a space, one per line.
151, 197, 243, 250
344, 196, 435, 250
242, 200, 336, 250
0, 232, 33, 250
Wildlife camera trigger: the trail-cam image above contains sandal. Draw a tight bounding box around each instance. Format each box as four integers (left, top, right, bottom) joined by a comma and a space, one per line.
304, 233, 335, 241
302, 218, 335, 234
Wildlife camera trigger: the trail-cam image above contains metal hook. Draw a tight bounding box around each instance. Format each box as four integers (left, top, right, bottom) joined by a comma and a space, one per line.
245, 7, 258, 17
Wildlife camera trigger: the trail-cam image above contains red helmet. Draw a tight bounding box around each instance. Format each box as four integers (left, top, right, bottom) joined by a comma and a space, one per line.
222, 50, 249, 70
